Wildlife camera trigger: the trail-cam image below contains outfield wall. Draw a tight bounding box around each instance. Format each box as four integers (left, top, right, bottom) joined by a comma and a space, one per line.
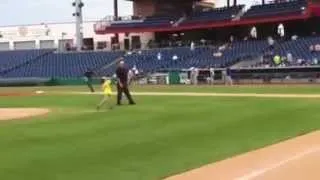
0, 78, 101, 87
1, 66, 320, 87
164, 66, 320, 85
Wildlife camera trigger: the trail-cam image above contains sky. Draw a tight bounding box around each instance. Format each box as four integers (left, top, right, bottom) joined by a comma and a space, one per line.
0, 0, 133, 26
0, 0, 258, 26
214, 0, 258, 8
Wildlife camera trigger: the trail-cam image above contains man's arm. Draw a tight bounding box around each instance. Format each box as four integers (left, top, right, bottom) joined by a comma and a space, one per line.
115, 68, 123, 88
118, 79, 123, 88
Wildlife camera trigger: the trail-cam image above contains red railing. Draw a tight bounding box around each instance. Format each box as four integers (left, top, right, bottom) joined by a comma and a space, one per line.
95, 1, 317, 34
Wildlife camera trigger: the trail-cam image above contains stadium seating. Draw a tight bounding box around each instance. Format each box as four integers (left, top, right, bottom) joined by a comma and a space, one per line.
104, 5, 245, 29
3, 51, 123, 78
103, 0, 307, 29
182, 5, 244, 24
278, 36, 320, 61
0, 49, 53, 74
253, 36, 320, 67
1, 36, 319, 78
1, 41, 268, 78
108, 15, 176, 28
97, 40, 269, 75
242, 0, 307, 19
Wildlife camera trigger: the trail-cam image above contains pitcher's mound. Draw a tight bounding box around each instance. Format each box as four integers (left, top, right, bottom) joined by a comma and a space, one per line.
0, 108, 50, 121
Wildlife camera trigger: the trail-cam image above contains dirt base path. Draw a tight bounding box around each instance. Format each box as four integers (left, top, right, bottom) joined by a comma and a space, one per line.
166, 131, 320, 180
0, 108, 50, 121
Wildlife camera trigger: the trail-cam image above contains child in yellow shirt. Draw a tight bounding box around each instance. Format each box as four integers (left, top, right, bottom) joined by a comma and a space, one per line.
96, 77, 113, 110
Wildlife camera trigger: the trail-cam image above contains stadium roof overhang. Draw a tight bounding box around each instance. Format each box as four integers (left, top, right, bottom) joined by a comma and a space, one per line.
95, 3, 320, 34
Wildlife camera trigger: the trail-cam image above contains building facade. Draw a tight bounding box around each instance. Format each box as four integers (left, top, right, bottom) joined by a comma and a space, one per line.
0, 21, 153, 51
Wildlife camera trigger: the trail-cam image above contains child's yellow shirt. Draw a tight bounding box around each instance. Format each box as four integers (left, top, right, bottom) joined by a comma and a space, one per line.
102, 80, 112, 95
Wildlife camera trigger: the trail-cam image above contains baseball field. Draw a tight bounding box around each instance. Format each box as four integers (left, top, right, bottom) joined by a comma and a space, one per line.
0, 85, 320, 180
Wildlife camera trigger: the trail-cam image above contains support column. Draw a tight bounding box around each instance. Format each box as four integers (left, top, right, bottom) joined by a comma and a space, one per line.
72, 0, 84, 51
114, 0, 119, 47
114, 0, 118, 20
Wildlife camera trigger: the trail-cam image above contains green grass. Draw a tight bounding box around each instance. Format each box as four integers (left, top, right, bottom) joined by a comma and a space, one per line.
0, 86, 320, 180
1, 84, 320, 94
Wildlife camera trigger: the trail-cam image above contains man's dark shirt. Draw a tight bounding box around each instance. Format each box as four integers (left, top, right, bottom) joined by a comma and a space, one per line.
226, 68, 231, 76
84, 71, 94, 79
116, 66, 128, 85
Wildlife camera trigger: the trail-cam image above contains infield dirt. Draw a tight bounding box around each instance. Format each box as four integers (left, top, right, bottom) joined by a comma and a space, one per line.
0, 108, 50, 121
166, 131, 320, 180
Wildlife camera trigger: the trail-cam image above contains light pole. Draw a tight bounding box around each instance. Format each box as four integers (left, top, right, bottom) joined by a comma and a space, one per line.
114, 0, 119, 46
72, 0, 84, 51
114, 0, 118, 20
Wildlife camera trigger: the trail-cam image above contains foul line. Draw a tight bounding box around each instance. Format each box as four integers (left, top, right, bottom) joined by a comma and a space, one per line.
47, 91, 320, 98
235, 148, 320, 180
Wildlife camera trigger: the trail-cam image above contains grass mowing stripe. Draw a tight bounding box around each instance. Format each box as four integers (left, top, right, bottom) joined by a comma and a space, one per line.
0, 91, 320, 180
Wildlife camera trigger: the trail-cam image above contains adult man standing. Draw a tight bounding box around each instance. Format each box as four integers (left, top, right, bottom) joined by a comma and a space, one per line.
209, 67, 215, 85
115, 59, 135, 105
250, 26, 257, 39
277, 23, 285, 39
128, 69, 134, 86
225, 67, 233, 86
190, 67, 198, 85
190, 41, 195, 51
84, 68, 95, 92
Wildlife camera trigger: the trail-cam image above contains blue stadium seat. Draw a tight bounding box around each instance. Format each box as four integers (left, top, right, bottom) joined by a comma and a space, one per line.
3, 51, 123, 78
278, 36, 320, 61
104, 6, 244, 29
242, 0, 307, 19
182, 5, 244, 24
0, 49, 54, 74
108, 16, 176, 28
1, 36, 319, 78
